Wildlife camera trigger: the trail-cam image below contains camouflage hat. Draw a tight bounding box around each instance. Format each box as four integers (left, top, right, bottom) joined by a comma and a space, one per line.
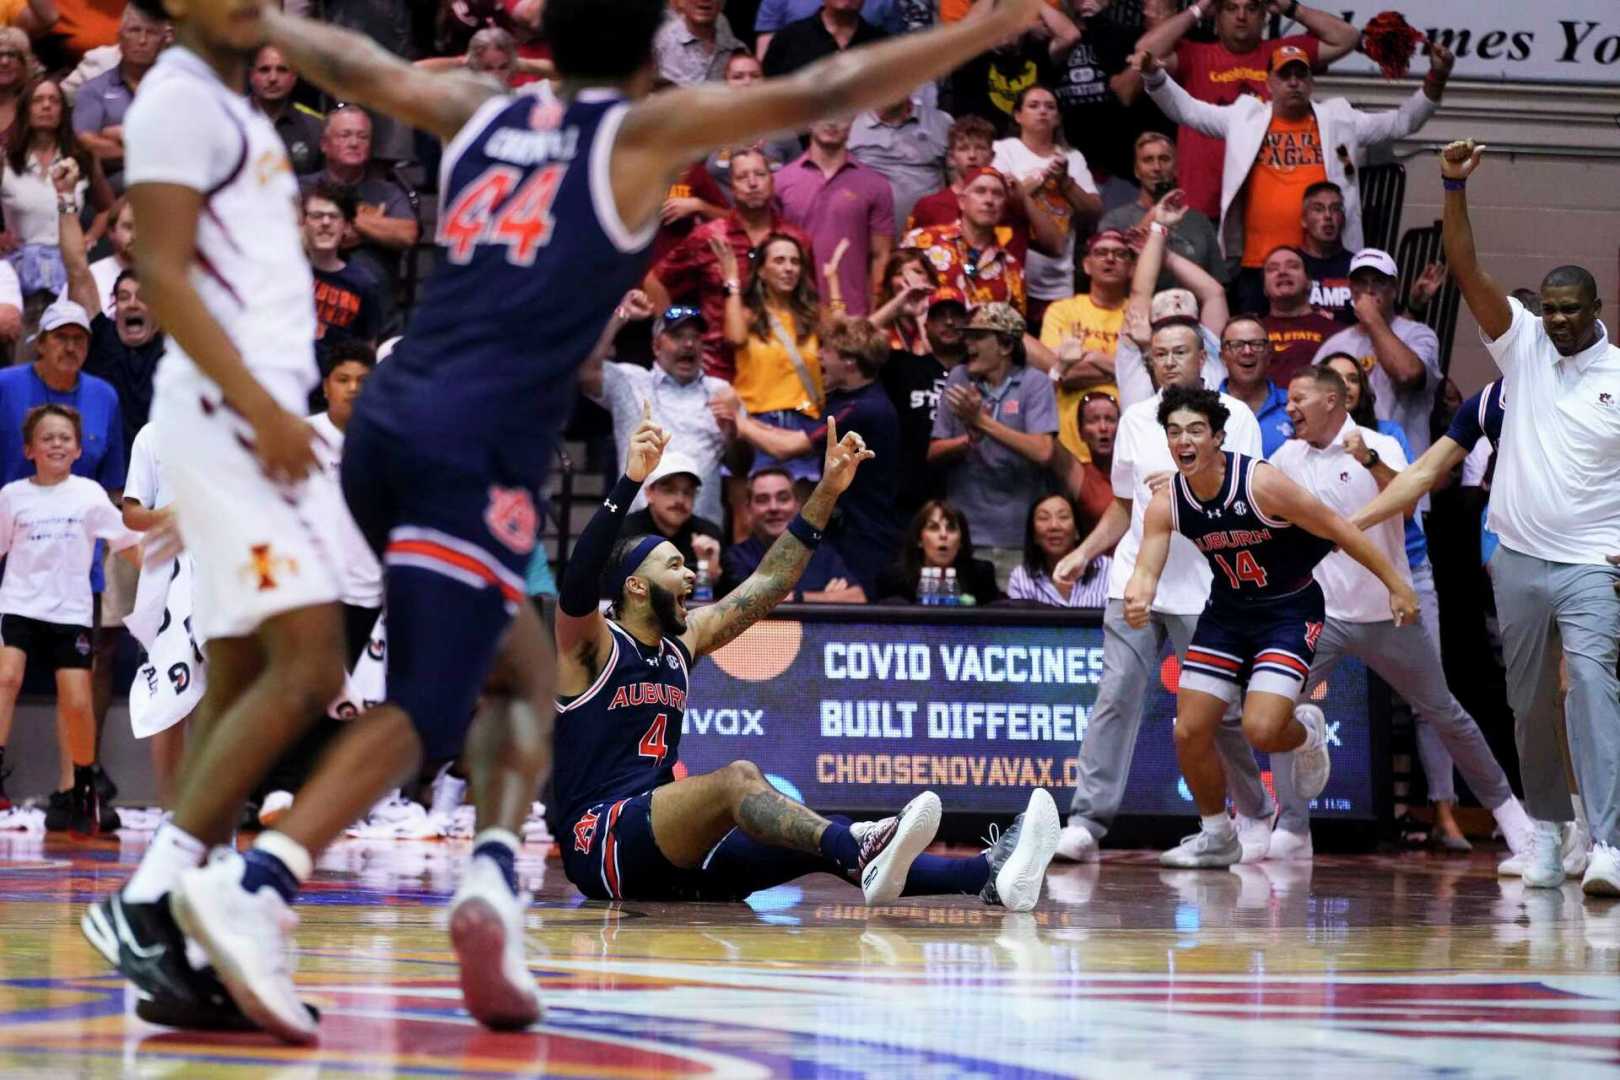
965, 302, 1026, 338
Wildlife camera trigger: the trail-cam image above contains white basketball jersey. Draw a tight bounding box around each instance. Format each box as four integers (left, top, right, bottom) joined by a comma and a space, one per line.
124, 46, 318, 411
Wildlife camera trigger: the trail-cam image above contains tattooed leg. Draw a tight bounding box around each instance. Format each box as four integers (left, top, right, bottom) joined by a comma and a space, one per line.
736, 787, 829, 854
649, 759, 835, 869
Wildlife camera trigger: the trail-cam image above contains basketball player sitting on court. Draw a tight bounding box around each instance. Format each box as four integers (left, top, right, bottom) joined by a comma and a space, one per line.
1128, 386, 1418, 868
555, 410, 1061, 909
0, 405, 141, 835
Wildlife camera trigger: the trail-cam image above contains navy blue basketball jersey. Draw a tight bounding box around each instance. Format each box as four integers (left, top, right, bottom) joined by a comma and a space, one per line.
360, 85, 656, 485
1444, 378, 1505, 451
1171, 452, 1334, 605
554, 622, 692, 831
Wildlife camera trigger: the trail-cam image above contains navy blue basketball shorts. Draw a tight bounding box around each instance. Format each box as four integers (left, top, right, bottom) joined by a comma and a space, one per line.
1180, 581, 1327, 706
341, 410, 544, 762
561, 789, 849, 902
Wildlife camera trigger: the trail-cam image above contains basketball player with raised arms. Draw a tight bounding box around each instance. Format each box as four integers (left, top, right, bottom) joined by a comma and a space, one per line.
1129, 385, 1417, 868
101, 0, 1050, 1046
554, 409, 1060, 911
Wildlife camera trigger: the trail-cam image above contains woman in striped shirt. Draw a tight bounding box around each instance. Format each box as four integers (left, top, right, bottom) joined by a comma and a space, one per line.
1007, 493, 1110, 609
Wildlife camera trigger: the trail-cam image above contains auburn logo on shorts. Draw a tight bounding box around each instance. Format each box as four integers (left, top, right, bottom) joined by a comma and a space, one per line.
243, 544, 299, 591
573, 806, 600, 854
485, 486, 539, 555
1304, 620, 1324, 650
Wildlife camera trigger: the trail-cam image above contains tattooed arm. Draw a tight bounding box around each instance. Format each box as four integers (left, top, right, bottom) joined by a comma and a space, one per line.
263, 7, 498, 141
681, 417, 875, 659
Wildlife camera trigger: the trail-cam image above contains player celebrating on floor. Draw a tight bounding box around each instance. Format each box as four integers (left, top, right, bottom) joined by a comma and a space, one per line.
555, 410, 1060, 909
1129, 386, 1418, 868
127, 0, 1051, 1045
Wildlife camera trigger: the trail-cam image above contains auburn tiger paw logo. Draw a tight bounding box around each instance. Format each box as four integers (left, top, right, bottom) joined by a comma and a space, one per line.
1304, 621, 1324, 650
573, 806, 601, 854
485, 486, 539, 555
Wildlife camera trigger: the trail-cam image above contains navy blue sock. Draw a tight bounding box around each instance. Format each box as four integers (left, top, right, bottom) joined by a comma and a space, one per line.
902, 854, 990, 897
818, 822, 861, 877
474, 838, 519, 894
241, 848, 300, 905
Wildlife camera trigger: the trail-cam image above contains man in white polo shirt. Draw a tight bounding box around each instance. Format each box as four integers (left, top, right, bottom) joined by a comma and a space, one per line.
1049, 320, 1274, 864
1266, 365, 1533, 862
1440, 139, 1620, 897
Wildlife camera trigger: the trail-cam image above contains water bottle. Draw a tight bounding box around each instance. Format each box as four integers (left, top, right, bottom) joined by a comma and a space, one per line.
693, 559, 715, 604
919, 566, 939, 605
943, 567, 961, 606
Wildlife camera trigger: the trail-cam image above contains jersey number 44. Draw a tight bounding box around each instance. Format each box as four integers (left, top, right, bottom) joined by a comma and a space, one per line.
440, 163, 566, 266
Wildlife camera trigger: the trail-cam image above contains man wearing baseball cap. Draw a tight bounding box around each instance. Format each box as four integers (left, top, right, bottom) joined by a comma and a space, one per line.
901, 166, 1026, 315
1313, 246, 1442, 458
1134, 35, 1453, 307
929, 302, 1059, 584
1131, 0, 1364, 219
581, 302, 734, 525
1108, 197, 1230, 411
0, 296, 128, 814
622, 450, 724, 575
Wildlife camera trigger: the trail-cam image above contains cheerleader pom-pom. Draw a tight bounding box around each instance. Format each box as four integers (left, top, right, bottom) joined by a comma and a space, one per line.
1359, 11, 1427, 79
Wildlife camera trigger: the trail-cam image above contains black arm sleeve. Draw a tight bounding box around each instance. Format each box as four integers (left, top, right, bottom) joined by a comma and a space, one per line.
556, 474, 643, 618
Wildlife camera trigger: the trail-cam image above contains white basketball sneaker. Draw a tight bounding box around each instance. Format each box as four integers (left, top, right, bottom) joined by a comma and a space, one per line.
980, 788, 1061, 912
1235, 813, 1272, 864
170, 850, 317, 1045
858, 791, 941, 905
1265, 827, 1313, 863
1582, 842, 1620, 898
449, 854, 543, 1030
1054, 822, 1099, 863
1522, 820, 1566, 889
1291, 705, 1332, 800
1160, 827, 1242, 869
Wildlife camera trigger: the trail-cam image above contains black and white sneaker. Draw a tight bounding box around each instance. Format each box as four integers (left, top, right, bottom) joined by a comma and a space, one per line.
83, 893, 222, 1008
83, 892, 319, 1031
979, 788, 1061, 912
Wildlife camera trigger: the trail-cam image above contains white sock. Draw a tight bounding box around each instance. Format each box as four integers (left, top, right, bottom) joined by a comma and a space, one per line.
1491, 796, 1533, 851
253, 829, 314, 883
1201, 813, 1234, 838
123, 823, 208, 903
1573, 795, 1590, 830
1297, 715, 1322, 752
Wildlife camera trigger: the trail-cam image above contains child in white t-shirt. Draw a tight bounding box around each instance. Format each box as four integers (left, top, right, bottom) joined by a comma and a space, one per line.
0, 405, 140, 834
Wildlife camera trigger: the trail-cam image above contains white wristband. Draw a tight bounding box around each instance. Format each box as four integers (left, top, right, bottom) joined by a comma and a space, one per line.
1187, 2, 1205, 20
1149, 222, 1169, 237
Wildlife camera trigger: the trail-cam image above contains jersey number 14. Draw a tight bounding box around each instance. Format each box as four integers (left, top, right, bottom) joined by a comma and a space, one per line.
1212, 550, 1269, 590
441, 163, 565, 266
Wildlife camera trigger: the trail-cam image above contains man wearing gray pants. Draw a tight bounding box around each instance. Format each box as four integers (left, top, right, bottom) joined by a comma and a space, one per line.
1051, 321, 1275, 863
1267, 365, 1534, 861
1439, 139, 1620, 896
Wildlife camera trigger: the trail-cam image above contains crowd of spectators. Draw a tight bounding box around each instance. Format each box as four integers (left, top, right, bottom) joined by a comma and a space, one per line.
0, 0, 1467, 616
564, 0, 1455, 616
0, 0, 1484, 827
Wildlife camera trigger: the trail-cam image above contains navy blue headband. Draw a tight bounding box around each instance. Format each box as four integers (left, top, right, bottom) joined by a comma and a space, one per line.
605, 535, 667, 606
